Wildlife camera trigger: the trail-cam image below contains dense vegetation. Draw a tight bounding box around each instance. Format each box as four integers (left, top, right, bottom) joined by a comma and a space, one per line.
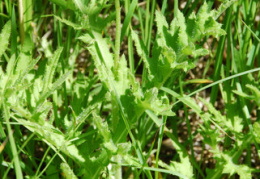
0, 0, 260, 178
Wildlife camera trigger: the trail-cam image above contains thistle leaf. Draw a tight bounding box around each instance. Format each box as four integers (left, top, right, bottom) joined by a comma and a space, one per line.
60, 162, 78, 179
0, 21, 11, 59
14, 117, 85, 163
133, 2, 226, 88
43, 47, 63, 93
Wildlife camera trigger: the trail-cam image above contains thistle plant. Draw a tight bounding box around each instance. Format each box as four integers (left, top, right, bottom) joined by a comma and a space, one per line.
1, 0, 260, 178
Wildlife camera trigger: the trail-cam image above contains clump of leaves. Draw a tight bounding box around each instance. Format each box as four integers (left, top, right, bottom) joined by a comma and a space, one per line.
132, 2, 226, 89
1, 0, 248, 178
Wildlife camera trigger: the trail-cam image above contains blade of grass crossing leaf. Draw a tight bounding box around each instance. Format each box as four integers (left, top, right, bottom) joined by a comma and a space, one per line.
145, 110, 163, 127
161, 87, 231, 138
166, 67, 260, 106
3, 103, 23, 179
161, 87, 201, 114
0, 20, 11, 59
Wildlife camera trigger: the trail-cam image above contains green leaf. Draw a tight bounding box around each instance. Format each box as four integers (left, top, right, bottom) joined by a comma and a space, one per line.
15, 52, 31, 75
158, 132, 193, 179
60, 162, 78, 179
93, 113, 117, 153
43, 47, 63, 93
142, 88, 175, 116
72, 0, 109, 15
245, 84, 260, 106
13, 56, 41, 88
253, 122, 260, 143
54, 15, 83, 30
213, 0, 237, 20
0, 21, 11, 59
36, 71, 71, 113
6, 55, 16, 80
14, 117, 85, 163
221, 153, 252, 179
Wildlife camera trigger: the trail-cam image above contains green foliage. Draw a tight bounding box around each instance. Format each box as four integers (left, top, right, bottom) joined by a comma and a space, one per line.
132, 2, 226, 88
1, 0, 259, 178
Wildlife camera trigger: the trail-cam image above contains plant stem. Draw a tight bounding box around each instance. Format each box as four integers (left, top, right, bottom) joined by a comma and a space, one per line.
125, 0, 134, 74
144, 0, 150, 45
179, 76, 195, 162
155, 116, 167, 179
146, 0, 156, 54
18, 0, 25, 44
113, 1, 122, 177
114, 0, 121, 78
3, 103, 23, 179
114, 155, 122, 179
